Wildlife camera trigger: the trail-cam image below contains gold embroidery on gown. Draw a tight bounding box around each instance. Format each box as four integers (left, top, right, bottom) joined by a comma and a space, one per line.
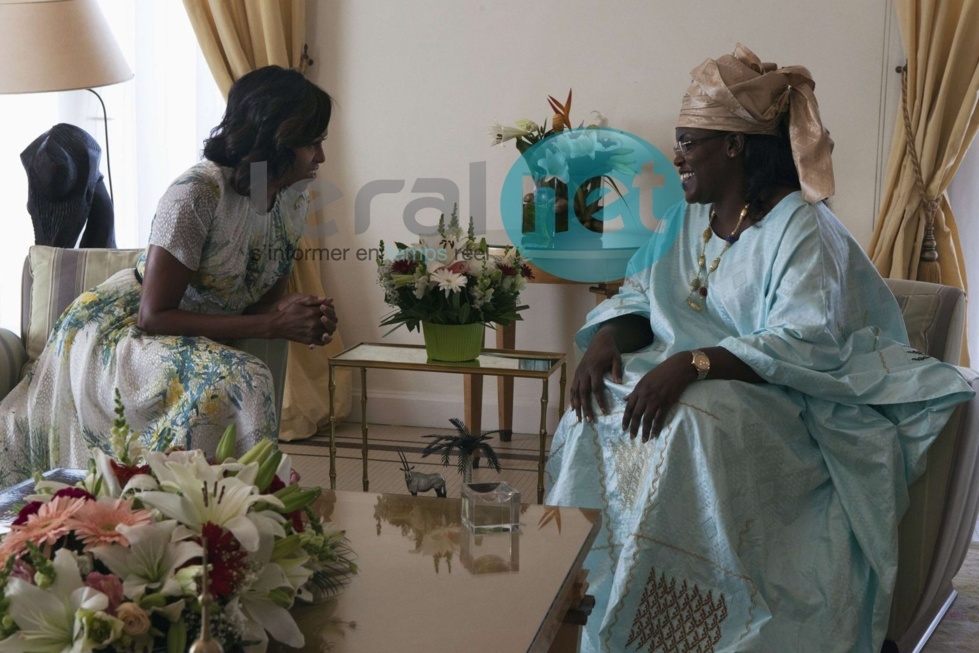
627, 566, 729, 652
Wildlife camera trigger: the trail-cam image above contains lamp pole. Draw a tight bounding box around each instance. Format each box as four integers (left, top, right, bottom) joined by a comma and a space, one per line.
86, 88, 115, 204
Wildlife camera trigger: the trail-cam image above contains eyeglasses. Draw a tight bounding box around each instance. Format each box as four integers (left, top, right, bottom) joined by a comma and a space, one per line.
673, 133, 727, 158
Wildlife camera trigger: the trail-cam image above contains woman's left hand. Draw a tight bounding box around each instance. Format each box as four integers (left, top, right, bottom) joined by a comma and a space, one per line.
273, 293, 337, 345
622, 353, 697, 442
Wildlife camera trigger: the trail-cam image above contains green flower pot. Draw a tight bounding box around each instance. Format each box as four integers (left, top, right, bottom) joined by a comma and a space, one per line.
422, 322, 484, 362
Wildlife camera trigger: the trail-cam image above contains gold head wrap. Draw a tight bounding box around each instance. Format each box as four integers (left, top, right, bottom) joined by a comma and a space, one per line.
676, 43, 835, 203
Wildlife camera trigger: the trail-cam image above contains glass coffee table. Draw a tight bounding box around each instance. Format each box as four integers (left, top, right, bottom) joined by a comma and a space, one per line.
271, 490, 601, 653
327, 343, 567, 503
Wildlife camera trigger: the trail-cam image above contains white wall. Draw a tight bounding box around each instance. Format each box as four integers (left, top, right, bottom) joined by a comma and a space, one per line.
305, 0, 903, 430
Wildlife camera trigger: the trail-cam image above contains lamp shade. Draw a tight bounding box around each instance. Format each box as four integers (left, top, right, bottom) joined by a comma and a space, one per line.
0, 0, 132, 94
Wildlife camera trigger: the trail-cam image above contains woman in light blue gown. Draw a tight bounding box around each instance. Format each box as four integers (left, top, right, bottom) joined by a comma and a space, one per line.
545, 44, 975, 652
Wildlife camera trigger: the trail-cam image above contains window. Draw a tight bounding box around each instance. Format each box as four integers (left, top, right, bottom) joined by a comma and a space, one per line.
947, 141, 979, 364
0, 0, 223, 332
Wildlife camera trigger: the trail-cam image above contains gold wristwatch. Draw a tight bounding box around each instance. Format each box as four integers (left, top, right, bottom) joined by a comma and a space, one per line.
691, 349, 710, 380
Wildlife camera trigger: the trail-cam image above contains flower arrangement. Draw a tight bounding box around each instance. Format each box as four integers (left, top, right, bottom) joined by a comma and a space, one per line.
489, 89, 636, 235
489, 89, 602, 154
0, 393, 357, 653
376, 206, 532, 332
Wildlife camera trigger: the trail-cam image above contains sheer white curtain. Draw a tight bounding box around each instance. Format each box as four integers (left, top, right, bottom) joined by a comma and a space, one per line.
947, 143, 978, 363
0, 0, 223, 332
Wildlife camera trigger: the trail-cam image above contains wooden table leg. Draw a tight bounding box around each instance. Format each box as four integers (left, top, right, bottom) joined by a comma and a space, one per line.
463, 376, 483, 436
464, 374, 483, 467
497, 322, 515, 442
328, 364, 337, 490
538, 376, 549, 504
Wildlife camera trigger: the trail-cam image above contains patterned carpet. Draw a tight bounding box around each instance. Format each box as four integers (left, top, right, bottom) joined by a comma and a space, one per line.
923, 544, 979, 652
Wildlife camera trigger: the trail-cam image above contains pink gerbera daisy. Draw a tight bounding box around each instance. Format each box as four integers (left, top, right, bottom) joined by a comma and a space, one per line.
0, 529, 31, 567
14, 495, 86, 548
68, 499, 155, 549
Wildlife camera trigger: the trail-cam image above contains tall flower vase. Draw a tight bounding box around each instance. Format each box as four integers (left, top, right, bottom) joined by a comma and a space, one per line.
522, 177, 604, 238
421, 322, 484, 362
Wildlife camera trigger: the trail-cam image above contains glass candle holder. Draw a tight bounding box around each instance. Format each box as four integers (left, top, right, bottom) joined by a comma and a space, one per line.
461, 481, 521, 533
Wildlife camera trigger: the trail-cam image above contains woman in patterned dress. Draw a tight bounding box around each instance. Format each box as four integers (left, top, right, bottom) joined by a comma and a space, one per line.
0, 66, 336, 483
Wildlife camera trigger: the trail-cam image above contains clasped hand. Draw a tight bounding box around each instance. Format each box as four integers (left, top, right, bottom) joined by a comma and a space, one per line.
571, 332, 694, 442
272, 294, 337, 346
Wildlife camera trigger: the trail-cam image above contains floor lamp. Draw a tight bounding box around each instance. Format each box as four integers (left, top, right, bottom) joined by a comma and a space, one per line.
0, 0, 133, 203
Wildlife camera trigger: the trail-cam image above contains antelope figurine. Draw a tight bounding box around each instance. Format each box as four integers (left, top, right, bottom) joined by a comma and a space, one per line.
398, 450, 447, 498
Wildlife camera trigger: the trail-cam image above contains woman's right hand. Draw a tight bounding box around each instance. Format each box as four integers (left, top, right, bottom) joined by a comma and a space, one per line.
270, 293, 337, 345
571, 327, 624, 423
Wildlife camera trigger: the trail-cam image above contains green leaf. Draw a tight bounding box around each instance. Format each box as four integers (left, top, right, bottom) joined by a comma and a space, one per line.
255, 450, 283, 491
215, 423, 237, 463
167, 619, 187, 653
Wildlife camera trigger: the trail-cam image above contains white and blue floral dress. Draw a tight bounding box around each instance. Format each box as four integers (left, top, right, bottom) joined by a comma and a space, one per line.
0, 161, 309, 484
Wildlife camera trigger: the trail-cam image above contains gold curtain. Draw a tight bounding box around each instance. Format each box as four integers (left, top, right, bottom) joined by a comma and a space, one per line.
182, 0, 305, 97
869, 0, 979, 294
184, 0, 351, 439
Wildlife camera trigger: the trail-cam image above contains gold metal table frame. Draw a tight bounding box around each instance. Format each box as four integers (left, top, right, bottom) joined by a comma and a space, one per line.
327, 342, 567, 503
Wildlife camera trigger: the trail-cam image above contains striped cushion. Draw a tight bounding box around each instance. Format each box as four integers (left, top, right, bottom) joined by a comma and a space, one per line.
24, 246, 143, 362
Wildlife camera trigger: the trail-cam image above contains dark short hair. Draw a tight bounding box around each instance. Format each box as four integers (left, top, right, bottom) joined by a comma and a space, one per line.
203, 65, 332, 196
742, 116, 800, 220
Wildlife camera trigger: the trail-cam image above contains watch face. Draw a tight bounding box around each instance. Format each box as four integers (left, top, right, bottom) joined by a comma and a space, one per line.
693, 351, 710, 377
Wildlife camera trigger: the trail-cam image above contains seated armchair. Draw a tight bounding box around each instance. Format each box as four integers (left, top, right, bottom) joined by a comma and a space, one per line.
884, 278, 979, 652
0, 245, 287, 429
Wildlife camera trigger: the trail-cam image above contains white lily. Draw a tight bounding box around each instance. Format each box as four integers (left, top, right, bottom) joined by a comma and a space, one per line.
587, 110, 609, 127
536, 147, 568, 179
499, 246, 520, 266
465, 256, 490, 277
137, 452, 279, 551
553, 129, 598, 160
238, 533, 305, 652
146, 449, 259, 488
91, 448, 123, 498
277, 550, 313, 594
0, 549, 110, 653
75, 449, 159, 499
424, 247, 456, 275
488, 121, 531, 145
92, 521, 202, 600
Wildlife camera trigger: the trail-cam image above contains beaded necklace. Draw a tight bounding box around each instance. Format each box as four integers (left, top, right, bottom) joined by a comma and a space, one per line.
686, 203, 749, 312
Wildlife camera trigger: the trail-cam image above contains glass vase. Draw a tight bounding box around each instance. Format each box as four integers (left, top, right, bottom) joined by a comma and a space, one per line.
522, 177, 604, 238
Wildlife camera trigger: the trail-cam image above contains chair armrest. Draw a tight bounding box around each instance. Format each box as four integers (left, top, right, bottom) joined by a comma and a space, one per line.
230, 338, 288, 433
0, 327, 28, 400
888, 371, 979, 647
